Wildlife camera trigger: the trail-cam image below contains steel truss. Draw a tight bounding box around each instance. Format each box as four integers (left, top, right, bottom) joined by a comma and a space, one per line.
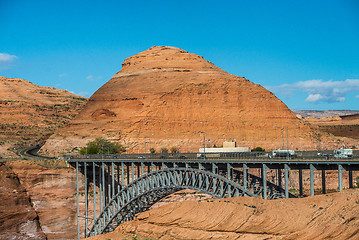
71, 158, 359, 239
87, 167, 290, 236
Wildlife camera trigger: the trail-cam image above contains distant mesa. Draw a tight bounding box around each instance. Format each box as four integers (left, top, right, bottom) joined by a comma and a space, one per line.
42, 46, 356, 154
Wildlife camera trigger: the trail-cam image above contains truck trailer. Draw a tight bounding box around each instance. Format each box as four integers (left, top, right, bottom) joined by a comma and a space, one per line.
333, 149, 353, 159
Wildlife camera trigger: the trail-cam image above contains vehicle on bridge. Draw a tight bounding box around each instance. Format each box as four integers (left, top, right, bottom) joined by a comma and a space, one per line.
334, 148, 353, 159
269, 149, 296, 159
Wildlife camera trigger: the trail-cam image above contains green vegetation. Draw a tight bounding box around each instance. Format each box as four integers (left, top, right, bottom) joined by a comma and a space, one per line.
68, 96, 87, 102
160, 147, 168, 153
0, 100, 17, 104
170, 146, 179, 153
150, 147, 156, 154
252, 146, 265, 152
79, 138, 126, 154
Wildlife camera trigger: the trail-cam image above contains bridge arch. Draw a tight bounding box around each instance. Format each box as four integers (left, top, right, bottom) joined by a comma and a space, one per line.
88, 167, 289, 236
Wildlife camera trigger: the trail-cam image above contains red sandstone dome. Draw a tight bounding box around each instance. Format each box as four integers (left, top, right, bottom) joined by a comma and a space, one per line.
44, 46, 319, 153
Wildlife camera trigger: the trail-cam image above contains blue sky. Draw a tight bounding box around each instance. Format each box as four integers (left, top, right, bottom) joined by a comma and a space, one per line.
0, 0, 358, 110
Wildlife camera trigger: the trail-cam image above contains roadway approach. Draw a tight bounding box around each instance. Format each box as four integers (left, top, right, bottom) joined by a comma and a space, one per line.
68, 154, 359, 239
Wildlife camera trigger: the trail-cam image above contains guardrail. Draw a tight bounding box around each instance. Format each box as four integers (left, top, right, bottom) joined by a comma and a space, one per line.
67, 150, 359, 161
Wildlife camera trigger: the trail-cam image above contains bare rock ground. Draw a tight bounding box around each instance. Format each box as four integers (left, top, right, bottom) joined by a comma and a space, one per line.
87, 189, 359, 240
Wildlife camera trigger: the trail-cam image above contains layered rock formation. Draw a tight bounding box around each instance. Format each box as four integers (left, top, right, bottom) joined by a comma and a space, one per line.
43, 46, 339, 153
0, 76, 87, 157
8, 160, 81, 239
0, 163, 46, 239
302, 113, 359, 144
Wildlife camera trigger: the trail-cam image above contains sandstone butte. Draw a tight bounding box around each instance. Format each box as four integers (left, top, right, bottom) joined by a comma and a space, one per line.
0, 76, 87, 157
86, 188, 359, 240
43, 46, 354, 154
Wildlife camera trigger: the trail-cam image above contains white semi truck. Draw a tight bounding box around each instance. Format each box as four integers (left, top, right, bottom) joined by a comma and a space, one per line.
333, 149, 353, 159
269, 149, 296, 159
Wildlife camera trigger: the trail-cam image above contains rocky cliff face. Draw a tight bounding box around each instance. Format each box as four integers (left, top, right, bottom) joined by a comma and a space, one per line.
8, 160, 81, 239
0, 163, 46, 239
0, 76, 87, 157
44, 46, 323, 153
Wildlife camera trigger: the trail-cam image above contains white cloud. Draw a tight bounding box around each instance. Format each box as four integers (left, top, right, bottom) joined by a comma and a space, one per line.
0, 53, 17, 69
0, 53, 17, 64
58, 73, 68, 78
77, 92, 90, 98
86, 75, 102, 81
268, 79, 359, 104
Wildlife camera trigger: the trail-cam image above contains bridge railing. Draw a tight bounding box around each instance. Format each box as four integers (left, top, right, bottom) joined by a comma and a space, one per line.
67, 149, 359, 160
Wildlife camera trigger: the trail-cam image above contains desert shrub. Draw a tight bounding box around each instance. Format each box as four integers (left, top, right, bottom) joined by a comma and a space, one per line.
160, 147, 168, 153
170, 146, 179, 153
150, 148, 156, 154
79, 138, 126, 154
252, 146, 265, 152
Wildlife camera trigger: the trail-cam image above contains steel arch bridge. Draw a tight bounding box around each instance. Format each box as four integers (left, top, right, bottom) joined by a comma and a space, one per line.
71, 159, 298, 238
70, 158, 359, 239
87, 167, 293, 236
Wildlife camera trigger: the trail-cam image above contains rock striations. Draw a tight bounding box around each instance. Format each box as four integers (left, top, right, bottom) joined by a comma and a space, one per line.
44, 46, 326, 153
0, 76, 87, 156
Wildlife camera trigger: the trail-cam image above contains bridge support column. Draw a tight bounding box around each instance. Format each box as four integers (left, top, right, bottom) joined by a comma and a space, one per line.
310, 164, 316, 196
141, 163, 144, 176
116, 163, 120, 193
103, 163, 108, 206
322, 170, 326, 194
84, 162, 88, 238
212, 163, 217, 174
121, 162, 124, 188
150, 162, 154, 172
108, 164, 111, 203
243, 164, 248, 191
284, 164, 290, 198
262, 164, 268, 199
100, 163, 103, 212
93, 162, 97, 231
131, 163, 135, 183
126, 164, 130, 185
349, 170, 353, 188
76, 161, 80, 240
227, 163, 232, 181
277, 168, 282, 188
111, 163, 115, 197
198, 163, 204, 170
299, 169, 303, 197
338, 164, 343, 192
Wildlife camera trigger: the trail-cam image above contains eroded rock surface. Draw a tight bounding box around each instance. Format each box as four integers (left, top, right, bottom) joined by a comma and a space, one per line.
0, 162, 46, 239
0, 76, 87, 157
86, 189, 359, 240
43, 46, 327, 154
9, 160, 79, 239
